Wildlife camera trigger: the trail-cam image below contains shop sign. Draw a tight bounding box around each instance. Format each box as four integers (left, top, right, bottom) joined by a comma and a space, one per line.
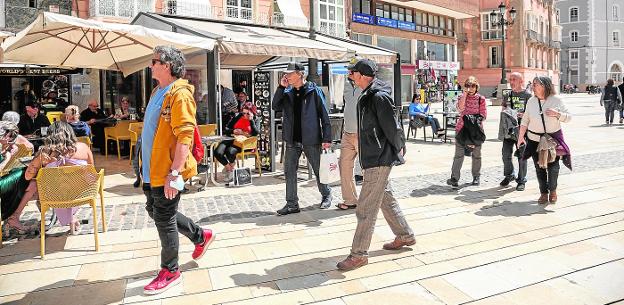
0, 67, 80, 75
352, 13, 374, 25
397, 21, 415, 31
253, 71, 273, 172
376, 17, 398, 28
417, 60, 461, 71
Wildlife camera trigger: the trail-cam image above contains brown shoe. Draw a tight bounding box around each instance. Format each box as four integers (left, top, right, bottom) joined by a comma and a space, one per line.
549, 190, 557, 204
538, 193, 549, 204
336, 255, 368, 271
383, 237, 416, 250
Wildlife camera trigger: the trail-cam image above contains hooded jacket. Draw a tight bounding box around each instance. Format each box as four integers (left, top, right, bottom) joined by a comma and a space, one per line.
149, 78, 198, 187
272, 81, 331, 145
357, 78, 403, 169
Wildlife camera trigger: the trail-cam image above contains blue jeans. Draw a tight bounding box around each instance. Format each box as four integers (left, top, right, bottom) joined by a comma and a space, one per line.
502, 139, 527, 183
284, 142, 331, 207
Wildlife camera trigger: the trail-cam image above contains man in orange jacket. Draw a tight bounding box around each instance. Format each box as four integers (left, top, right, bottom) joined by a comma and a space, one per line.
141, 46, 215, 295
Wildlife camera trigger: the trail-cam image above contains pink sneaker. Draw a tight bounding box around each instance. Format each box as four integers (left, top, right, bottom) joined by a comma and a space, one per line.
192, 229, 215, 260
143, 268, 181, 295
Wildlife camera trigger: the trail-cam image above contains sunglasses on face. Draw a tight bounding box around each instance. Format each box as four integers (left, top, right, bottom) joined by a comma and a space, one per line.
465, 84, 477, 88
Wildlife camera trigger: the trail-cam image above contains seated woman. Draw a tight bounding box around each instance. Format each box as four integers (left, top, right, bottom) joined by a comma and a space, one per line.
409, 93, 444, 138
114, 96, 136, 120
0, 121, 34, 235
214, 102, 259, 182
21, 121, 94, 235
65, 105, 91, 137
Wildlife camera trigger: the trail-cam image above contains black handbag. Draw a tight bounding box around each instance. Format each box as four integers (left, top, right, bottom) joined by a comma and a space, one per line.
232, 167, 252, 186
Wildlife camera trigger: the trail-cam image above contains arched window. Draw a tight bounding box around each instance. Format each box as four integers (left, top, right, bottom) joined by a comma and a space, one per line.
610, 64, 623, 82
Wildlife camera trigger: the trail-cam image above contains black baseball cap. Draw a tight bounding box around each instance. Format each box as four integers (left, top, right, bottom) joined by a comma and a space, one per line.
284, 62, 305, 73
346, 56, 361, 70
351, 58, 377, 77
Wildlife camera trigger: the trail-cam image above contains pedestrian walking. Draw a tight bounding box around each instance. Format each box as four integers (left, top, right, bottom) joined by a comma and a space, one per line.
446, 76, 487, 188
336, 58, 414, 271
272, 62, 332, 215
518, 76, 572, 204
600, 79, 622, 125
617, 80, 624, 124
141, 46, 214, 295
498, 72, 531, 191
337, 58, 362, 210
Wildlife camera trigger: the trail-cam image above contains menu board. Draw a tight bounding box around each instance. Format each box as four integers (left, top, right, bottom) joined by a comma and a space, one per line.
253, 71, 273, 171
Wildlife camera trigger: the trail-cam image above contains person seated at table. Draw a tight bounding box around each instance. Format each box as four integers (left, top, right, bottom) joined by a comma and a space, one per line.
80, 99, 108, 152
0, 121, 34, 235
65, 105, 90, 137
20, 121, 94, 235
214, 102, 259, 182
114, 96, 136, 120
18, 101, 51, 137
236, 91, 249, 110
409, 93, 444, 138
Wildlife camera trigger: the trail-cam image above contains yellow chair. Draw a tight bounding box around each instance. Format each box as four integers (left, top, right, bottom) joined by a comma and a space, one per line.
46, 111, 64, 123
198, 124, 217, 137
128, 122, 143, 164
76, 136, 92, 149
36, 164, 106, 259
235, 136, 262, 176
0, 143, 33, 247
104, 121, 131, 160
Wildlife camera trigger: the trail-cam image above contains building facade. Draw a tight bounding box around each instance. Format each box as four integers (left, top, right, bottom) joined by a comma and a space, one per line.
348, 0, 479, 104
558, 0, 624, 87
458, 0, 561, 94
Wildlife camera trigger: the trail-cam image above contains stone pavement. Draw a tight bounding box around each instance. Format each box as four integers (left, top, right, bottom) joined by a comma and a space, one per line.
1, 93, 623, 304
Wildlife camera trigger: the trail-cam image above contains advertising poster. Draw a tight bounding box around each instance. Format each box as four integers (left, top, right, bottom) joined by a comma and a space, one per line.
253, 71, 273, 171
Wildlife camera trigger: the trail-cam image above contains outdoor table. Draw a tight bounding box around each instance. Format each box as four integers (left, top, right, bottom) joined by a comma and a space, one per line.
432, 111, 459, 143
200, 135, 234, 187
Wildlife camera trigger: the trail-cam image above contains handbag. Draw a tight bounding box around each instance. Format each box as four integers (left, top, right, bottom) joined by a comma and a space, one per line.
232, 167, 252, 186
191, 126, 204, 162
536, 100, 558, 169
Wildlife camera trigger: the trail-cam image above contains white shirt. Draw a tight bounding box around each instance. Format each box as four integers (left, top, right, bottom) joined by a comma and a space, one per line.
521, 95, 572, 142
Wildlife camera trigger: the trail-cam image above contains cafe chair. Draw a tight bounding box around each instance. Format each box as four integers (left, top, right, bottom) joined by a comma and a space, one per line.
36, 164, 106, 259
76, 136, 92, 149
198, 124, 217, 137
128, 122, 143, 164
406, 116, 431, 142
0, 144, 33, 247
45, 111, 64, 123
235, 136, 262, 176
104, 120, 131, 160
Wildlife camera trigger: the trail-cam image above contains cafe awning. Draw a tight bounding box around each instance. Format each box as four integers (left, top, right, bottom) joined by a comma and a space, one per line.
1, 12, 217, 76
132, 13, 354, 67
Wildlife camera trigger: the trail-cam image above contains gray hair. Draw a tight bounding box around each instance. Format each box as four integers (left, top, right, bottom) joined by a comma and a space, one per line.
533, 76, 556, 98
2, 111, 20, 124
154, 45, 186, 78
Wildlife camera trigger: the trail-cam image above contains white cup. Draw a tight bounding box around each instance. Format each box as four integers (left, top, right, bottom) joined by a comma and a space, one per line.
40, 127, 48, 136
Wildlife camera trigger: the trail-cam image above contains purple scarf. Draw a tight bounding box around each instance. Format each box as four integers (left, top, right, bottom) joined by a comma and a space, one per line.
550, 129, 572, 170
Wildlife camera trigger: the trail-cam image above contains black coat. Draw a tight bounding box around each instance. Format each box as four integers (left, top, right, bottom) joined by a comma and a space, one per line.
357, 78, 403, 169
18, 113, 50, 135
272, 81, 331, 145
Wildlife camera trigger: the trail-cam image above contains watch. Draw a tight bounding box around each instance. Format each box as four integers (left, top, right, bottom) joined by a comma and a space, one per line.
169, 170, 179, 177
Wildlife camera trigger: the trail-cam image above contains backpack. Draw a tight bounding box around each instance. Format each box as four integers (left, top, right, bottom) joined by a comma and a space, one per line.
604, 87, 619, 103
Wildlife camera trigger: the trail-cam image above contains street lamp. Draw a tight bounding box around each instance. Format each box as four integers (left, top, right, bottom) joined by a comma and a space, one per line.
490, 3, 517, 84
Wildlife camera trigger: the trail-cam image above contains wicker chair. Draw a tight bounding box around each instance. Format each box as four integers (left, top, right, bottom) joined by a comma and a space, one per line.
198, 124, 217, 137
235, 136, 261, 176
104, 120, 131, 160
128, 122, 143, 164
36, 164, 106, 258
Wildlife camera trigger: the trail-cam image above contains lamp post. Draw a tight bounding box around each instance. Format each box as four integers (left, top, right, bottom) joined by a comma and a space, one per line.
490, 2, 517, 84
308, 0, 321, 84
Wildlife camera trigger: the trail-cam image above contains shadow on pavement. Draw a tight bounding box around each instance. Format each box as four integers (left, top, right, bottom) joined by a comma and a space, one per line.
474, 200, 554, 217
198, 206, 354, 228
588, 124, 612, 128
229, 248, 413, 291
410, 184, 457, 198
454, 186, 515, 204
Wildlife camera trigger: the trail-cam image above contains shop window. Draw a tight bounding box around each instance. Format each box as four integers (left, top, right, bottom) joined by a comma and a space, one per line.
352, 33, 373, 45
401, 75, 413, 105
427, 42, 447, 61
377, 36, 411, 63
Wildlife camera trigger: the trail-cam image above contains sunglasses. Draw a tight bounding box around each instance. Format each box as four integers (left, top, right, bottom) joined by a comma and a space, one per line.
151, 59, 164, 66
465, 84, 477, 88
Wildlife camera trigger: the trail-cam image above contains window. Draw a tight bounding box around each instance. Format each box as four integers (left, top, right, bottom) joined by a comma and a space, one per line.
226, 0, 252, 21
614, 5, 620, 20
427, 42, 447, 61
570, 7, 578, 22
352, 0, 371, 14
613, 31, 620, 46
489, 46, 501, 67
352, 33, 372, 45
570, 50, 578, 60
319, 0, 345, 38
570, 31, 578, 42
377, 36, 411, 63
446, 17, 455, 37
28, 0, 36, 8
481, 13, 502, 40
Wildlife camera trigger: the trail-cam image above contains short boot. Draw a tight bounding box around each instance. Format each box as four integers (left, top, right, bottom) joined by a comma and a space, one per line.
538, 193, 549, 204
336, 255, 368, 271
549, 190, 557, 204
383, 237, 416, 250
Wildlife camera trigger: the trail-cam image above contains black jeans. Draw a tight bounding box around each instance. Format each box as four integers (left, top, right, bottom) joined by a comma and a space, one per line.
214, 139, 241, 166
144, 183, 204, 272
284, 142, 331, 207
528, 151, 560, 194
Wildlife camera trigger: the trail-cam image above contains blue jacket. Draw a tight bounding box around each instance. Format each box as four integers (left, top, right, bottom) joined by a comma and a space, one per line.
272, 81, 331, 145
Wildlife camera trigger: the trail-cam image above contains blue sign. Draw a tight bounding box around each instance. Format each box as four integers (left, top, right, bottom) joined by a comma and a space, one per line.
352, 13, 374, 25
398, 21, 415, 31
376, 17, 398, 28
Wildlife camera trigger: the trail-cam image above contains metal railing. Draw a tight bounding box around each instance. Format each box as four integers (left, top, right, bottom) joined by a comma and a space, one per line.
90, 0, 155, 18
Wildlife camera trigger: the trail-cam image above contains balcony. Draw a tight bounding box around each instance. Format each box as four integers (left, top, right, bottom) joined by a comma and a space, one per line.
549, 39, 561, 49
90, 0, 155, 19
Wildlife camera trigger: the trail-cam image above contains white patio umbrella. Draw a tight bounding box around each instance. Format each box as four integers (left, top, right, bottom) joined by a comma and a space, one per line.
1, 12, 216, 76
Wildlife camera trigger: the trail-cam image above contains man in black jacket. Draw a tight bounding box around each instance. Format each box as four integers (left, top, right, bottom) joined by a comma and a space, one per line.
272, 62, 332, 215
336, 59, 415, 271
18, 101, 50, 136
